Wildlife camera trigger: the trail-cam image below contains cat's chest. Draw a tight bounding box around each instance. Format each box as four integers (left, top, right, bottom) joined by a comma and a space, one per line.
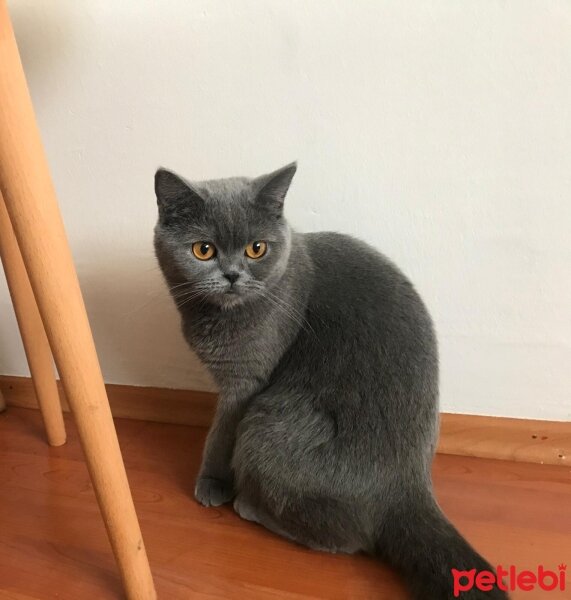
182, 311, 278, 388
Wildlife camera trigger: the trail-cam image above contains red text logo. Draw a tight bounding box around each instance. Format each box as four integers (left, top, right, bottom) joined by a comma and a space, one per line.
451, 564, 567, 596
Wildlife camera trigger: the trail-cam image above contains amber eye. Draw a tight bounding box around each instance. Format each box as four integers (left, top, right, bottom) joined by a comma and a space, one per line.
245, 241, 267, 259
191, 242, 216, 261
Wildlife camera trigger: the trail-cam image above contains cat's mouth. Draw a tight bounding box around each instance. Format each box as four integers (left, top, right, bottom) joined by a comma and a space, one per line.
216, 289, 247, 310
208, 282, 258, 309
213, 282, 263, 310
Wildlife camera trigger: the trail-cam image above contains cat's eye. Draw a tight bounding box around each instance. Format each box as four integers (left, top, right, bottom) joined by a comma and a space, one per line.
245, 241, 267, 259
192, 241, 216, 261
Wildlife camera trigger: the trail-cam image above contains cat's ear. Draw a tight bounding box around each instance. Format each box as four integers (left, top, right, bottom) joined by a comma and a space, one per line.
254, 162, 297, 215
155, 168, 204, 207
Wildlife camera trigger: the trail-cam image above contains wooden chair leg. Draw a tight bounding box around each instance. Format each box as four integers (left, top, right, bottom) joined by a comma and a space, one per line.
0, 192, 66, 446
0, 4, 156, 599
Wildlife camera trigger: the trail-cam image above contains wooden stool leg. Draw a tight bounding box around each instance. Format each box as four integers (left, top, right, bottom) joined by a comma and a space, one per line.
0, 192, 66, 446
0, 4, 156, 599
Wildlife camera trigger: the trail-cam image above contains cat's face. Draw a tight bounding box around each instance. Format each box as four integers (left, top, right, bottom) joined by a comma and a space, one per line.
154, 163, 296, 310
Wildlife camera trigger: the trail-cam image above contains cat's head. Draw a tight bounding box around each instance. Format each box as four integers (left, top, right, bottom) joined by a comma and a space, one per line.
154, 163, 296, 310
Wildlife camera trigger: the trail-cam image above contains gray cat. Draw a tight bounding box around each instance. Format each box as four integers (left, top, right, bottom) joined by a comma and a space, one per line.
154, 163, 508, 600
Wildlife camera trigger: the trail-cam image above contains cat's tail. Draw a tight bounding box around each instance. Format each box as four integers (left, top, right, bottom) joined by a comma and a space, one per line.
373, 488, 509, 600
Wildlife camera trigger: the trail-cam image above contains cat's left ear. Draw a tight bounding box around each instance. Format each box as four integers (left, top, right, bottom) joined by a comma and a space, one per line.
254, 162, 297, 215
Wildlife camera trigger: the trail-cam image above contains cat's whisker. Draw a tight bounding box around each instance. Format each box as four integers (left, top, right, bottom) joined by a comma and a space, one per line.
120, 287, 179, 317
168, 281, 195, 293
262, 288, 317, 337
170, 279, 222, 305
258, 289, 316, 337
175, 292, 206, 309
172, 289, 202, 300
174, 284, 221, 309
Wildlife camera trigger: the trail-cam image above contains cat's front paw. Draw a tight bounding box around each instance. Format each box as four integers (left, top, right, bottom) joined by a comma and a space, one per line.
194, 476, 234, 507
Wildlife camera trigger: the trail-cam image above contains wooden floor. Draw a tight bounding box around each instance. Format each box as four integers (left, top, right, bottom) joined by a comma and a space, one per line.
0, 408, 569, 600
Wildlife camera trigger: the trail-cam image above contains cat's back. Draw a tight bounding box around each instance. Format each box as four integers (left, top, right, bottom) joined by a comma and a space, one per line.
303, 231, 431, 330
296, 230, 437, 391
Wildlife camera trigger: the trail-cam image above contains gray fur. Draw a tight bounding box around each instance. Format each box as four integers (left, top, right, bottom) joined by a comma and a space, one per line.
154, 163, 508, 600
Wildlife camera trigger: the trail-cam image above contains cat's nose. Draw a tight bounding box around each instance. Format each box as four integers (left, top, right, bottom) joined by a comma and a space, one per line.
223, 272, 240, 285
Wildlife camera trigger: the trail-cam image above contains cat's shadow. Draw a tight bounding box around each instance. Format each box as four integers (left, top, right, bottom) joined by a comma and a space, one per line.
78, 245, 216, 394
77, 243, 217, 497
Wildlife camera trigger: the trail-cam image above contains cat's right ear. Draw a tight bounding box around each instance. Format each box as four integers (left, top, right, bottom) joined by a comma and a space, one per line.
155, 168, 202, 206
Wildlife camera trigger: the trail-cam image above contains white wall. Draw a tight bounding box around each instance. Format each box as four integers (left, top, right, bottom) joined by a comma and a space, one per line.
1, 1, 570, 420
